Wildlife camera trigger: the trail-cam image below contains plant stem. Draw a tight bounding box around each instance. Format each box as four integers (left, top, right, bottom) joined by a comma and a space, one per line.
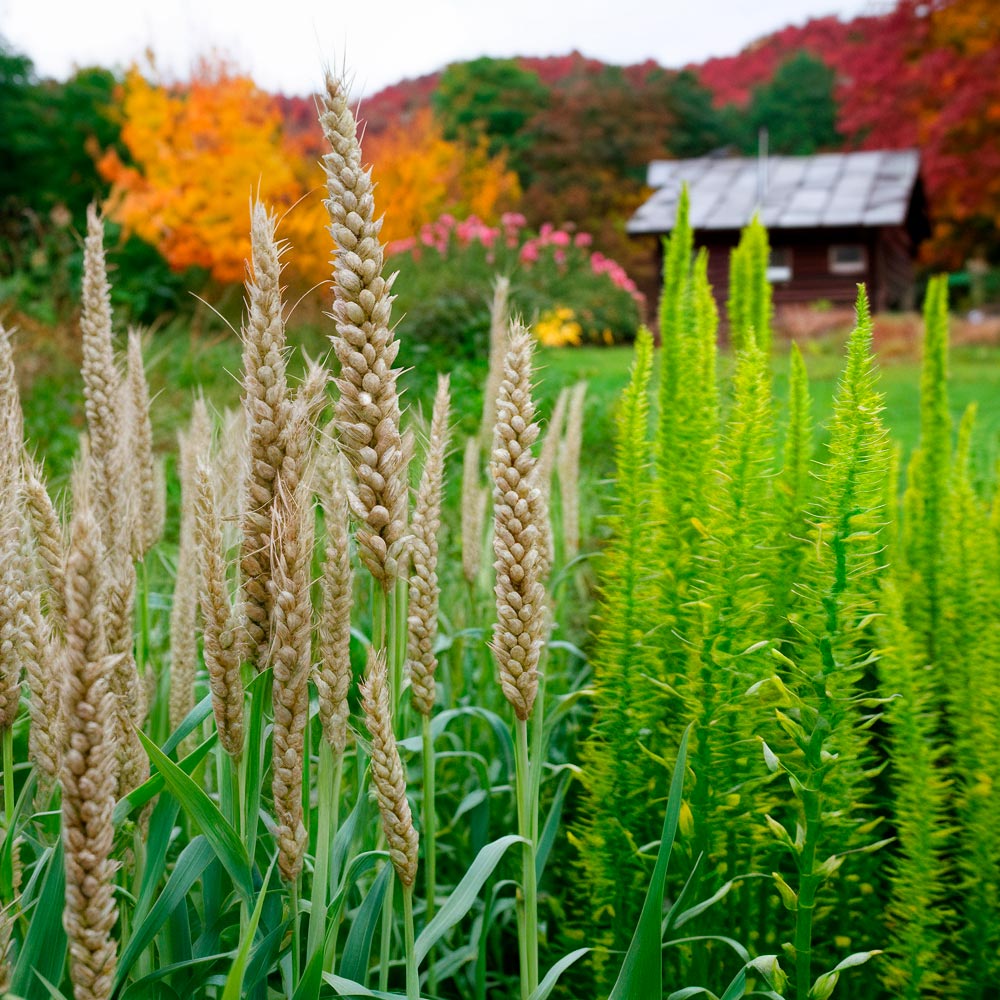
395, 576, 408, 701
308, 738, 335, 963
515, 717, 539, 997
291, 876, 302, 989
793, 766, 823, 1000
403, 883, 419, 1000
422, 712, 437, 994
379, 866, 394, 992
2, 727, 12, 829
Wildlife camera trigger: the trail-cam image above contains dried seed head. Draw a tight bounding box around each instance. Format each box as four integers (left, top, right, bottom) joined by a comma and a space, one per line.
315, 447, 354, 754
239, 202, 293, 666
480, 276, 511, 447
126, 329, 161, 557
269, 478, 314, 882
170, 400, 211, 735
558, 382, 587, 561
195, 461, 244, 758
361, 647, 418, 887
490, 325, 546, 721
0, 461, 27, 732
80, 205, 124, 545
534, 387, 568, 579
21, 452, 67, 631
23, 591, 62, 794
0, 323, 23, 448
408, 375, 451, 715
61, 501, 118, 1000
461, 436, 487, 587
320, 73, 408, 590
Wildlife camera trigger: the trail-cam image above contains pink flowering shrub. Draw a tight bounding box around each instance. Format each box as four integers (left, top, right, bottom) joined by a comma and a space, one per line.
388, 212, 643, 355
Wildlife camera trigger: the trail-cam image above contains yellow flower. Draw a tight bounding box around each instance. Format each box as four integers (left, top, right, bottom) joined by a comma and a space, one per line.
534, 306, 582, 348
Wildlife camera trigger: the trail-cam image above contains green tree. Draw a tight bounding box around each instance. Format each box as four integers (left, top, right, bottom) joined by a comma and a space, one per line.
663, 70, 737, 157
432, 56, 549, 184
745, 52, 841, 155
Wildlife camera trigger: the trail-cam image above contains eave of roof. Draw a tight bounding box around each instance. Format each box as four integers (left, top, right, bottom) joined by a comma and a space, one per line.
627, 149, 921, 235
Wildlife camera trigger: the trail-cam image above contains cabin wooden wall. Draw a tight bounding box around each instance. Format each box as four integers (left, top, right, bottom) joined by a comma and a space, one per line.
638, 224, 917, 340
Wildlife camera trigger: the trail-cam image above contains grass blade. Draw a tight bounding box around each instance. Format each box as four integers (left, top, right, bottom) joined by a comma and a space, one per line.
222, 856, 277, 1000
136, 728, 254, 903
340, 861, 394, 984
528, 947, 590, 1000
115, 835, 215, 990
10, 842, 66, 999
414, 834, 525, 966
609, 724, 692, 1000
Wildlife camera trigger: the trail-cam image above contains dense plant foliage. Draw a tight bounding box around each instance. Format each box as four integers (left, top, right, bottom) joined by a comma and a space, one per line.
388, 212, 643, 355
574, 196, 1000, 997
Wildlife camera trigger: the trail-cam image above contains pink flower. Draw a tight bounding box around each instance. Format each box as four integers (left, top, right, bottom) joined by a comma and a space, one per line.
386, 236, 418, 257
550, 229, 571, 248
574, 232, 593, 248
501, 211, 527, 230
519, 241, 540, 264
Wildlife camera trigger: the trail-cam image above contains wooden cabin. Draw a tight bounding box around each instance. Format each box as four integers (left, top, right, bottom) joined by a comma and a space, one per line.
627, 150, 929, 317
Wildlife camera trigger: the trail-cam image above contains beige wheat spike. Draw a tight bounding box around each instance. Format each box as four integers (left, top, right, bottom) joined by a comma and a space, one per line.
214, 407, 246, 525
461, 436, 487, 587
490, 325, 546, 722
21, 452, 67, 630
480, 276, 511, 447
320, 72, 409, 591
281, 356, 329, 493
239, 202, 293, 666
361, 647, 418, 887
558, 382, 587, 561
23, 589, 62, 792
534, 387, 569, 579
194, 461, 244, 759
61, 501, 118, 1000
80, 205, 124, 542
407, 376, 451, 716
0, 898, 13, 995
315, 447, 354, 754
151, 459, 167, 547
269, 477, 314, 882
0, 451, 26, 733
126, 329, 161, 557
0, 323, 23, 448
170, 399, 212, 735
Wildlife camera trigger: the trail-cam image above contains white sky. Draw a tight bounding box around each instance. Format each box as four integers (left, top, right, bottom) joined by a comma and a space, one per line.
1, 0, 885, 97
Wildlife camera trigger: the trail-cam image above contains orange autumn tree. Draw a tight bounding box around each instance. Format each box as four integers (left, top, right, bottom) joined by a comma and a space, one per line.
98, 59, 331, 285
363, 108, 520, 248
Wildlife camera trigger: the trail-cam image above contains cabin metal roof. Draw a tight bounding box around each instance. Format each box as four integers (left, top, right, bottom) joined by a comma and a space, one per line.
626, 149, 921, 234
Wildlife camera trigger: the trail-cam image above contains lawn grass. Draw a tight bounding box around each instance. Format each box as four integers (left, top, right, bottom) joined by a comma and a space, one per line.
16, 320, 1000, 498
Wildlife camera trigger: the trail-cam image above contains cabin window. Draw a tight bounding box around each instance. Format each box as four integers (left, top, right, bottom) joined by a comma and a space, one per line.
767, 248, 793, 283
829, 244, 867, 275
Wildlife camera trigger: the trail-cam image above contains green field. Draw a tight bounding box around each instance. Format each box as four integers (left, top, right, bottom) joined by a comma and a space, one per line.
19, 323, 1000, 496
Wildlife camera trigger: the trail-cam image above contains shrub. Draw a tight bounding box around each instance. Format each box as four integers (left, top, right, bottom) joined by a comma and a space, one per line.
389, 212, 643, 356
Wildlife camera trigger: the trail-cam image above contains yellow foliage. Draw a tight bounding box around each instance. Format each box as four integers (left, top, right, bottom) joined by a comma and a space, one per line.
99, 62, 520, 289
